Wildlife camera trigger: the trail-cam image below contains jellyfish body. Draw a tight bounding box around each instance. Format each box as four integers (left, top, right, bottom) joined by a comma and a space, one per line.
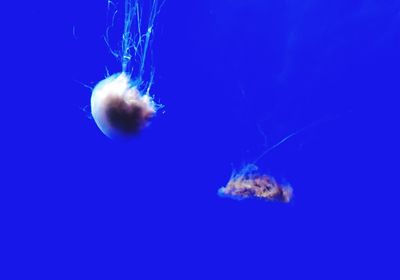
217, 122, 325, 202
91, 0, 161, 138
218, 164, 293, 203
91, 73, 157, 138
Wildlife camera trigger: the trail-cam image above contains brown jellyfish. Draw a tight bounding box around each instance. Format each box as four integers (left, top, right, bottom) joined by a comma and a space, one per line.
218, 164, 293, 203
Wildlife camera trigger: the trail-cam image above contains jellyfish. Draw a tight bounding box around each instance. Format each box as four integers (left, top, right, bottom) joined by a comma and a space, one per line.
218, 116, 339, 202
218, 120, 327, 203
91, 0, 163, 139
218, 164, 293, 203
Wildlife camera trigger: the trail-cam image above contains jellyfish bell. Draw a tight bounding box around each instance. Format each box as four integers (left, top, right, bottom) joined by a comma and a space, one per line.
91, 72, 157, 139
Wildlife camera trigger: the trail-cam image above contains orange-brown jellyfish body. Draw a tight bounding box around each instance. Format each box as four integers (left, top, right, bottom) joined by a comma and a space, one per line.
218, 165, 293, 203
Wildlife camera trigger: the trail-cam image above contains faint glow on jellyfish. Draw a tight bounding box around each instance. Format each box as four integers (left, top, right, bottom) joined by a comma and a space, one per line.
91, 0, 162, 139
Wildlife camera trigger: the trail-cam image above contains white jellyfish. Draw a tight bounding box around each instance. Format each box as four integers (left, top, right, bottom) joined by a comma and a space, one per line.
91, 0, 163, 139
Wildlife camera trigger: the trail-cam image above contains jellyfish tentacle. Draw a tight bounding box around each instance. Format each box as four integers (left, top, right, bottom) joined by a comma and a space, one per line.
121, 0, 160, 85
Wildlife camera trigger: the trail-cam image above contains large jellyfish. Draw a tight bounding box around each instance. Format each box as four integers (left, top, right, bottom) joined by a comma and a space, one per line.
91, 0, 163, 139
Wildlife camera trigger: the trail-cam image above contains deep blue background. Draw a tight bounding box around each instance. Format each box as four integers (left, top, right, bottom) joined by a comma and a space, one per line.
2, 0, 400, 279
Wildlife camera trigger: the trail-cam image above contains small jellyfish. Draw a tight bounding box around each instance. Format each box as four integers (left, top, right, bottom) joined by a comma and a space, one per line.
218, 164, 293, 203
91, 0, 162, 139
218, 119, 332, 203
218, 127, 300, 203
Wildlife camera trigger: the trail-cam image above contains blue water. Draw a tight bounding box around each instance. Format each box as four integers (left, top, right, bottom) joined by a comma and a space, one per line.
2, 0, 400, 278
